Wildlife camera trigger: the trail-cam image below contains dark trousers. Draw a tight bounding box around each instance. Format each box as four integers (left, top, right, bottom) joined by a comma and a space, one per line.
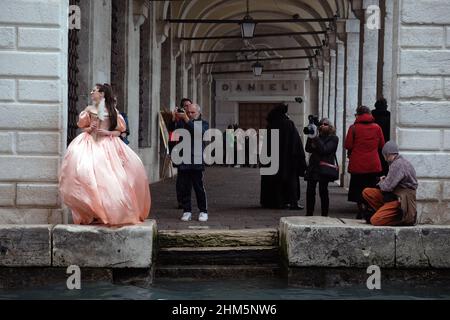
176, 173, 182, 205
306, 179, 329, 216
178, 170, 207, 213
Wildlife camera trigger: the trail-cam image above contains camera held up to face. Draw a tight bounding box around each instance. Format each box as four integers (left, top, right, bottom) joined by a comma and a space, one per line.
303, 115, 320, 138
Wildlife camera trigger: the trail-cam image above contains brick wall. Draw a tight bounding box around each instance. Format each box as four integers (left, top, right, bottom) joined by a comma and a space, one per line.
0, 0, 68, 224
395, 0, 450, 223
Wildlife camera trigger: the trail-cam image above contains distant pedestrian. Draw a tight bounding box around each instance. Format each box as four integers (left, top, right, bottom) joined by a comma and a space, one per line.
260, 104, 307, 210
304, 118, 339, 216
345, 106, 385, 219
372, 98, 390, 176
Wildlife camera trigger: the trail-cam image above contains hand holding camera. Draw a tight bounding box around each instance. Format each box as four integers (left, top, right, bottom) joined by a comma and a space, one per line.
176, 107, 185, 114
303, 115, 320, 139
172, 107, 189, 122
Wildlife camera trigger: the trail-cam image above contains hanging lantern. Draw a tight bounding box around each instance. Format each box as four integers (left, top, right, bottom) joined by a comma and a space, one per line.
252, 61, 263, 76
240, 0, 256, 38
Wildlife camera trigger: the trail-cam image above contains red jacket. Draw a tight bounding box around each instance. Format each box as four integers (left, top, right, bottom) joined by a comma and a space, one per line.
345, 113, 385, 174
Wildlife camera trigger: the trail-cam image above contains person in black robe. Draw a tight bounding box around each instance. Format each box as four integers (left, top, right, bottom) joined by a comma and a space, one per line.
372, 98, 391, 176
260, 104, 307, 209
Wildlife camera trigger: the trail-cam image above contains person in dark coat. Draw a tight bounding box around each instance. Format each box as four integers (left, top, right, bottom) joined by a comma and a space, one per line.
372, 98, 390, 176
260, 104, 307, 210
345, 106, 385, 219
304, 118, 339, 216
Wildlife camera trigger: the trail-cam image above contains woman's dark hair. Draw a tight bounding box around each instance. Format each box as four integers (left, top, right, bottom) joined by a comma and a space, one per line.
374, 98, 388, 110
96, 83, 117, 131
180, 98, 192, 107
356, 105, 371, 115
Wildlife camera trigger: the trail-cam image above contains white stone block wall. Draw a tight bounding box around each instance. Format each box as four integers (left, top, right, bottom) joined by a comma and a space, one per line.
393, 0, 450, 223
0, 0, 68, 224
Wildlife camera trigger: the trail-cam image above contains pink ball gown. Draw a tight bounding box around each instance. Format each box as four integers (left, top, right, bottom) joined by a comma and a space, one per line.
59, 107, 151, 226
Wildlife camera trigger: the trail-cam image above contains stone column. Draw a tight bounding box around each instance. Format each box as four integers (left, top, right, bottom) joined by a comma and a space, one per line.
361, 0, 380, 107
309, 68, 319, 117
318, 70, 324, 118
126, 0, 148, 151
328, 50, 336, 123
344, 19, 361, 188
382, 0, 394, 109
149, 9, 163, 182
77, 0, 112, 111
322, 61, 330, 119
335, 40, 345, 183
345, 19, 361, 131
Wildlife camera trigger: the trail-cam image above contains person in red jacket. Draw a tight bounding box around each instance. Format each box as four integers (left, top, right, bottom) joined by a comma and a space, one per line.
345, 106, 385, 218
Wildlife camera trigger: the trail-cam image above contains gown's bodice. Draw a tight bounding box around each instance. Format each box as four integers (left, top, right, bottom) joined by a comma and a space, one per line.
77, 107, 126, 132
88, 111, 113, 130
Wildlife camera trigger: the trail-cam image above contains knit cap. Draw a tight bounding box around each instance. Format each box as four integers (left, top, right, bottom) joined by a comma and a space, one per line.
382, 140, 399, 156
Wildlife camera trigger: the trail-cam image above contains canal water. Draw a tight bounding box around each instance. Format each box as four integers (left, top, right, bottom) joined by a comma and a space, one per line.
1, 277, 449, 300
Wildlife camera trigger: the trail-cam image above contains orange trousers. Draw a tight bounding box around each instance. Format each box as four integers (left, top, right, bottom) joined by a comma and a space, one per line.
362, 188, 400, 226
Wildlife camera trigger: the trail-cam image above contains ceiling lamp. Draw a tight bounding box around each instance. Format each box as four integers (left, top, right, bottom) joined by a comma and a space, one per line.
252, 61, 263, 76
240, 0, 256, 38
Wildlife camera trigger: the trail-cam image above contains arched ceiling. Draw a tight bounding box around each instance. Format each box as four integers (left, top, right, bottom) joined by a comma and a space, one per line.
160, 0, 350, 74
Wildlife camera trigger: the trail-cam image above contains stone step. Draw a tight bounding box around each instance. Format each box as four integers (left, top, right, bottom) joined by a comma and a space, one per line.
157, 228, 279, 248
155, 264, 282, 279
156, 246, 280, 265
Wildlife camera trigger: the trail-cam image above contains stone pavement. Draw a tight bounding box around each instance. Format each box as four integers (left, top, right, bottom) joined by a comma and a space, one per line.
150, 166, 358, 230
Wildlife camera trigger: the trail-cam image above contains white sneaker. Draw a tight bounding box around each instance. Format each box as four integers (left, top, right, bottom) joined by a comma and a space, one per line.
198, 212, 208, 222
181, 212, 192, 221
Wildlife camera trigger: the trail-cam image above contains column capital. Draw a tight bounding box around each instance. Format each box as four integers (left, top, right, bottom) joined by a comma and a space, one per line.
322, 45, 331, 62
172, 39, 182, 57
316, 54, 324, 71
346, 19, 360, 34
363, 0, 379, 9
133, 0, 149, 28
350, 0, 364, 19
336, 19, 347, 42
156, 20, 170, 45
309, 66, 319, 80
327, 30, 337, 50
185, 53, 194, 68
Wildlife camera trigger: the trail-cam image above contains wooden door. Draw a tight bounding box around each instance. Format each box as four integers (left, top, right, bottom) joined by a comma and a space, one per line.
238, 103, 278, 130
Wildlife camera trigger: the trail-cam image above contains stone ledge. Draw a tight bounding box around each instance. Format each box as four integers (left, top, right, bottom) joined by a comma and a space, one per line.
0, 220, 157, 268
0, 225, 51, 267
52, 220, 157, 268
396, 226, 450, 268
280, 217, 395, 268
280, 217, 450, 269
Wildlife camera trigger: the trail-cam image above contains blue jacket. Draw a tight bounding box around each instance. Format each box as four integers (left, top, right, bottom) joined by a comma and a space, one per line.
169, 117, 209, 171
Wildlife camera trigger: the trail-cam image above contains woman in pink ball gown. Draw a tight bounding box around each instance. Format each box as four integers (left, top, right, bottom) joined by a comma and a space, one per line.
59, 83, 151, 226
